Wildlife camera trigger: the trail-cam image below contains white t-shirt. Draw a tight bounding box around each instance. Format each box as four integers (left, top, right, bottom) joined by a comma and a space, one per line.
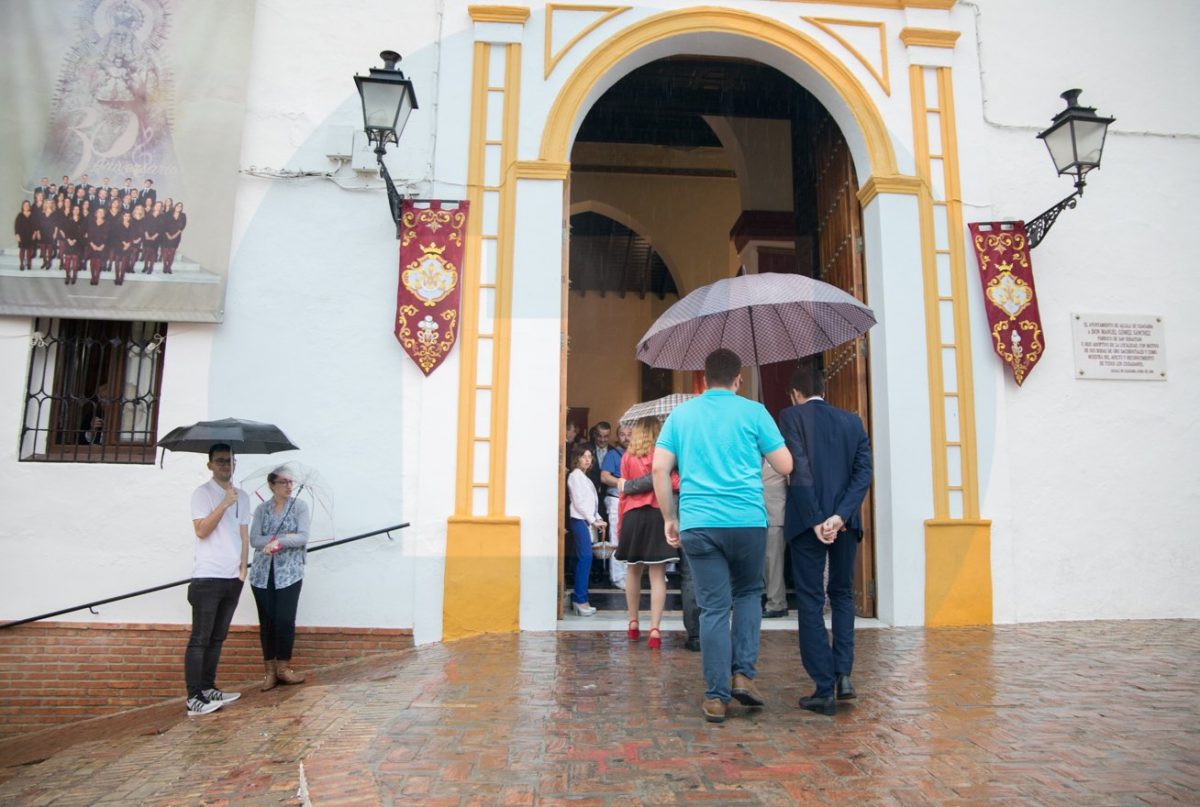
190, 480, 251, 578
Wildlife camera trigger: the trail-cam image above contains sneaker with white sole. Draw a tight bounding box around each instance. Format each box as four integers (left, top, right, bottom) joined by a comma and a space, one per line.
202, 688, 241, 704
186, 695, 223, 716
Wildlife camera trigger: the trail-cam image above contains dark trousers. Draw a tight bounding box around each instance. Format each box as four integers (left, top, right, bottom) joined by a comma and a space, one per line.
251, 565, 303, 661
677, 545, 700, 641
184, 577, 243, 698
789, 529, 859, 697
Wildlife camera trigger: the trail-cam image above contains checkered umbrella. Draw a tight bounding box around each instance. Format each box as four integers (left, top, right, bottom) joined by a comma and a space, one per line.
635, 273, 876, 370
619, 393, 697, 426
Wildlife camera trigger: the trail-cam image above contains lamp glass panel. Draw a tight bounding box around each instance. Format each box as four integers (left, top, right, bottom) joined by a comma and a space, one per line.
393, 92, 415, 135
1042, 123, 1077, 173
1073, 120, 1108, 167
361, 80, 407, 131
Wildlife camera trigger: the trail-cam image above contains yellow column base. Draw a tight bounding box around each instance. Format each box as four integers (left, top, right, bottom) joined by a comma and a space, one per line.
444, 516, 522, 640
924, 519, 992, 626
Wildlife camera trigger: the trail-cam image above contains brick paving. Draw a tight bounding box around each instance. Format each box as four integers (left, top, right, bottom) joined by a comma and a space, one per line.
0, 620, 1196, 805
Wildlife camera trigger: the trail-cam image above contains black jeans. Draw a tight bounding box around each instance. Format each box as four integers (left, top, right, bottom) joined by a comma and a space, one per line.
185, 577, 243, 698
677, 546, 700, 642
251, 564, 303, 661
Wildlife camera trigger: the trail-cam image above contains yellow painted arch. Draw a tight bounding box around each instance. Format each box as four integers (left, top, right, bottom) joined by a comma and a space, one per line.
538, 6, 898, 178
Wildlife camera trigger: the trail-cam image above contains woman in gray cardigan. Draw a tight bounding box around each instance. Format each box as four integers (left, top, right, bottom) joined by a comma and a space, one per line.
249, 467, 311, 690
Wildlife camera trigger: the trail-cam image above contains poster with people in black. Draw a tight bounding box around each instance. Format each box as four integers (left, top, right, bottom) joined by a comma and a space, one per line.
14, 175, 187, 285
0, 0, 255, 322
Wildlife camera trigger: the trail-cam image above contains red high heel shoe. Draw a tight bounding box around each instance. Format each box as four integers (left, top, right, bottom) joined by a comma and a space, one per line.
647, 628, 661, 650
627, 619, 640, 640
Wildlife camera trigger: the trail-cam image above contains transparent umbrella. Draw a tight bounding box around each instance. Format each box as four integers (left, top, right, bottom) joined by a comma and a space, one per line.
239, 461, 336, 547
619, 393, 697, 426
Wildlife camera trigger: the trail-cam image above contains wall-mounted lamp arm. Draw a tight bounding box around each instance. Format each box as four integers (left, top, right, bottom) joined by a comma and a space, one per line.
1026, 189, 1081, 250
375, 144, 404, 239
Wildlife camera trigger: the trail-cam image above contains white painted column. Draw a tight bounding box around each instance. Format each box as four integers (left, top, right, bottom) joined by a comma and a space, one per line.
862, 192, 933, 626
507, 174, 567, 631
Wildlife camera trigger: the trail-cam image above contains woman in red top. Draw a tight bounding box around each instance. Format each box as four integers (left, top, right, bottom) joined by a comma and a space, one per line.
616, 416, 679, 649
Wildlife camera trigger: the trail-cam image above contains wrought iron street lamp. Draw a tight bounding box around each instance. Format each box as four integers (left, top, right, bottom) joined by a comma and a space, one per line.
1027, 89, 1115, 249
354, 50, 419, 238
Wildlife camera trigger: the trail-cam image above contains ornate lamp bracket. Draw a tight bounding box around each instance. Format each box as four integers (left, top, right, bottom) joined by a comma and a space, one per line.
1026, 189, 1081, 250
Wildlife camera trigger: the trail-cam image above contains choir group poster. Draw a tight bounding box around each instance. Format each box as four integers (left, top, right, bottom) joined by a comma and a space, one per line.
0, 0, 255, 322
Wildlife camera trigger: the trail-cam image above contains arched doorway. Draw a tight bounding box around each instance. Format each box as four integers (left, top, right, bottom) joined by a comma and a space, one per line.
561, 54, 877, 617
452, 4, 985, 636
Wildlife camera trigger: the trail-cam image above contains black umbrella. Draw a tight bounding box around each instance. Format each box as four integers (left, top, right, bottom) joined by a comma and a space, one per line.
158, 417, 299, 456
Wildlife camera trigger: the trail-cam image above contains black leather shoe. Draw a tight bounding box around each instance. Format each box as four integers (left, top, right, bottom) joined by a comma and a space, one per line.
684, 638, 701, 652
835, 674, 857, 700
799, 693, 836, 715
762, 609, 788, 618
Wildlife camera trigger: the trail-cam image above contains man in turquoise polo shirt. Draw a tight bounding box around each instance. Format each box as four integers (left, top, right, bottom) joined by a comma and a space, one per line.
653, 348, 793, 723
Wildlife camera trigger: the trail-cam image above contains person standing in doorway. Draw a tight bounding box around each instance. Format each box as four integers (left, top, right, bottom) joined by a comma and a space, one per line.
621, 459, 701, 651
616, 416, 679, 649
762, 461, 789, 618
185, 444, 250, 716
584, 421, 612, 518
599, 422, 632, 590
653, 349, 793, 723
780, 366, 872, 716
566, 446, 605, 616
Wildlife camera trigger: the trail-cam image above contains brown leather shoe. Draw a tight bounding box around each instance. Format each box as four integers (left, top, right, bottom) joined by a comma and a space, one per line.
702, 698, 727, 723
260, 659, 278, 691
731, 673, 765, 707
276, 664, 306, 685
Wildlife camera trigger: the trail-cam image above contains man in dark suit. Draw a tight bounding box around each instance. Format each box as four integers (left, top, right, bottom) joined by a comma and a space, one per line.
583, 421, 612, 521
779, 365, 872, 716
138, 178, 157, 206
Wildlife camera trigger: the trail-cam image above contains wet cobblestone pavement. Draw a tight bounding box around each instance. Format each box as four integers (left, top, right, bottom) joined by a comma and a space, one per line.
0, 621, 1196, 805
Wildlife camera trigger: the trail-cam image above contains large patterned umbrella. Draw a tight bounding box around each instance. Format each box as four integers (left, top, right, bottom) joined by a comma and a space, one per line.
635, 273, 876, 370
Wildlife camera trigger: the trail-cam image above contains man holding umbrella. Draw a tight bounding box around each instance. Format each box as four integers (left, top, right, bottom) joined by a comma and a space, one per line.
185, 443, 250, 716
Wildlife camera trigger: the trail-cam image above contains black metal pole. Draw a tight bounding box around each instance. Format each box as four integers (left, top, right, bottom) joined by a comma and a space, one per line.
0, 523, 409, 630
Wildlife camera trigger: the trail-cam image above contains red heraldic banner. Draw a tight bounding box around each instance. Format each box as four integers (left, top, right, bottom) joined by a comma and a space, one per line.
396, 200, 469, 376
968, 221, 1044, 386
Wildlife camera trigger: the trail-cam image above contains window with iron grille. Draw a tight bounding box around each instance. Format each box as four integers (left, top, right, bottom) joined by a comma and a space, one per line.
21, 318, 167, 463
